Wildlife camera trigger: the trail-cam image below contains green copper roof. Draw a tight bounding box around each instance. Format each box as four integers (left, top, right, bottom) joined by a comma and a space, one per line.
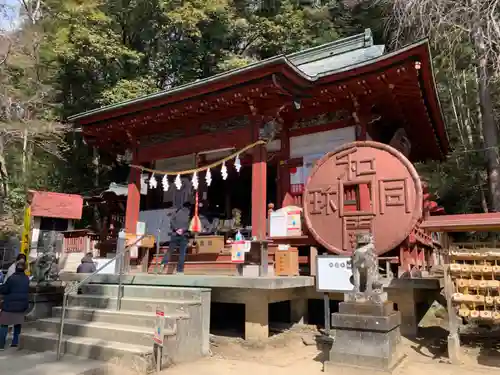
68, 29, 385, 122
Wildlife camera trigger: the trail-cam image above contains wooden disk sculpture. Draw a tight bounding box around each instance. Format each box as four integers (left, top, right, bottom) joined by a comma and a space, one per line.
303, 141, 423, 255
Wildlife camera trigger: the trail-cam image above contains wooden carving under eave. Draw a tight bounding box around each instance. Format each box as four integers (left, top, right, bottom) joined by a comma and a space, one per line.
139, 129, 186, 147
290, 110, 351, 131
138, 115, 251, 148
199, 115, 250, 134
389, 128, 411, 158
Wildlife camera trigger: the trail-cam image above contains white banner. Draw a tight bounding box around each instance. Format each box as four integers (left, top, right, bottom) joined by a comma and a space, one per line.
303, 153, 325, 184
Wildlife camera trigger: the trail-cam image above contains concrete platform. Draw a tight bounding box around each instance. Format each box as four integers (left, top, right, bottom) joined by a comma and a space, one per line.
60, 273, 315, 289
60, 273, 314, 341
59, 273, 441, 341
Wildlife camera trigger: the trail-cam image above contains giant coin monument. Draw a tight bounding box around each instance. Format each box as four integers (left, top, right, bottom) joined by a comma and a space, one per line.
303, 141, 422, 373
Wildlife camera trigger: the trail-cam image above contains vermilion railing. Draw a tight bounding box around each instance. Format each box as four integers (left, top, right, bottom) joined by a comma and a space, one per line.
62, 230, 99, 254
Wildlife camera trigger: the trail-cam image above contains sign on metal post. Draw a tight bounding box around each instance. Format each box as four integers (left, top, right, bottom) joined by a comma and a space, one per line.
153, 306, 165, 374
315, 255, 354, 337
316, 255, 354, 293
153, 307, 165, 346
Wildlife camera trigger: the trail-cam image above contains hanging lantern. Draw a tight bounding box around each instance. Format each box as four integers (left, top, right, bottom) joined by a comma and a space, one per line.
234, 154, 242, 173
221, 162, 228, 180
205, 168, 212, 186
192, 171, 199, 190
189, 191, 203, 233
162, 175, 169, 192
174, 174, 182, 190
149, 174, 157, 189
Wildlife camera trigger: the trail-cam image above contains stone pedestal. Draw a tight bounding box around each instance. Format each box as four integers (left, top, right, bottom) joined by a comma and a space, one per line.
26, 283, 64, 321
324, 297, 406, 373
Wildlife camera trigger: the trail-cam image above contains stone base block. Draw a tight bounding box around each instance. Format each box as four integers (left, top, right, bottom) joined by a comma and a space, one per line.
339, 301, 395, 316
324, 355, 407, 374
344, 292, 388, 304
331, 311, 401, 332
326, 301, 405, 373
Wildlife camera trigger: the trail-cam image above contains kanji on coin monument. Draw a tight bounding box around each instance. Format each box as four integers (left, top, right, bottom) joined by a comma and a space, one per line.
303, 141, 423, 255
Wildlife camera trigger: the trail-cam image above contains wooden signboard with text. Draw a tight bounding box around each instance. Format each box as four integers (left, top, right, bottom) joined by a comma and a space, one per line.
125, 233, 156, 248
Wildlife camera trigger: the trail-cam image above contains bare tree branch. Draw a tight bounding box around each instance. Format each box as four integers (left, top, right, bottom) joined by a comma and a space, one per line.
0, 34, 11, 65
376, 0, 500, 79
19, 0, 42, 25
0, 0, 69, 226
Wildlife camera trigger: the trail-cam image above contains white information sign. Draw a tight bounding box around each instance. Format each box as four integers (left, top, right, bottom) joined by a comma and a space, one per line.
153, 307, 165, 346
316, 255, 354, 293
94, 258, 116, 274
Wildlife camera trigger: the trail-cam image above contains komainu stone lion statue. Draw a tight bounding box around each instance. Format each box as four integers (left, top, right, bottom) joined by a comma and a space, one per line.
31, 252, 58, 284
351, 233, 382, 294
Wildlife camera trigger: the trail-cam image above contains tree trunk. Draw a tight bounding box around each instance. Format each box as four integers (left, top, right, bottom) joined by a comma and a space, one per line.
22, 128, 28, 176
474, 24, 500, 211
0, 133, 9, 206
477, 171, 489, 213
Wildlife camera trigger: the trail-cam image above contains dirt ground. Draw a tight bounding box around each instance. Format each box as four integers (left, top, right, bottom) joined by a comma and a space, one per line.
165, 306, 500, 375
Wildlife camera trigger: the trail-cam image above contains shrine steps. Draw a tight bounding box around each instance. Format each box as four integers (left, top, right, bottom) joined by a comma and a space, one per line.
20, 284, 211, 372
19, 330, 152, 364
37, 317, 177, 347
52, 306, 189, 328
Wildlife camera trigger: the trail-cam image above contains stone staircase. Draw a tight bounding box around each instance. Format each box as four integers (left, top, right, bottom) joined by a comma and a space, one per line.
20, 283, 211, 371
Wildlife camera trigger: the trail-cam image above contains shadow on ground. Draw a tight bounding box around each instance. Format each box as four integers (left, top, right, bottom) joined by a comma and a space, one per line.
406, 326, 500, 368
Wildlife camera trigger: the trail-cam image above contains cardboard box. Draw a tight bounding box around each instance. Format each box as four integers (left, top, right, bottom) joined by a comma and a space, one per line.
196, 235, 225, 254
274, 248, 299, 276
269, 206, 303, 237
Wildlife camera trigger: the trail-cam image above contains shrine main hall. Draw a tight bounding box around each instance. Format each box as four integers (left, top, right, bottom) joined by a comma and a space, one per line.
66, 29, 448, 340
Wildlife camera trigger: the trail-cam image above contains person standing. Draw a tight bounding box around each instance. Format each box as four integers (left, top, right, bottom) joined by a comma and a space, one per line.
5, 254, 27, 282
161, 202, 191, 274
0, 259, 30, 350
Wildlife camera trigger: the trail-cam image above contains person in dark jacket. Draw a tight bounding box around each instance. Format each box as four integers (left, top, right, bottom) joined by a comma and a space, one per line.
161, 201, 192, 274
77, 253, 97, 274
5, 254, 27, 282
0, 259, 30, 350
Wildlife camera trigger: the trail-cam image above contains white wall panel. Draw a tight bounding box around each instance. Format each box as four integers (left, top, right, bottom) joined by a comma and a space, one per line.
290, 126, 356, 158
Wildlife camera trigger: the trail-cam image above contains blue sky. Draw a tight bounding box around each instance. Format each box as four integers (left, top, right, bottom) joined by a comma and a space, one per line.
0, 0, 20, 30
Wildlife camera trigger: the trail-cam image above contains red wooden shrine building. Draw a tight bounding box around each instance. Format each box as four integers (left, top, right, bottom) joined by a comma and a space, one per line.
69, 29, 448, 274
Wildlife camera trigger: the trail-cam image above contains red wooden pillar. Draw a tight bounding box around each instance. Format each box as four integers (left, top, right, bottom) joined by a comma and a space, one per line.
252, 143, 267, 240
354, 109, 371, 210
125, 150, 141, 234
278, 124, 293, 208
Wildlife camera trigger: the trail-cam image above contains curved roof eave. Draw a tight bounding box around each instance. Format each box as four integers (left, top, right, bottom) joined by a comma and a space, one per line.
68, 55, 295, 123
70, 38, 449, 158
68, 30, 376, 124
67, 46, 397, 124
306, 39, 449, 158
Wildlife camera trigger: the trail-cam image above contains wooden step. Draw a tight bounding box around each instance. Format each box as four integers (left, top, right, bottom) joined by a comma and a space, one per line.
148, 261, 240, 275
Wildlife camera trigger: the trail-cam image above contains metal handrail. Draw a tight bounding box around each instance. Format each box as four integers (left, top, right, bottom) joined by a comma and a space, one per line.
56, 233, 146, 360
